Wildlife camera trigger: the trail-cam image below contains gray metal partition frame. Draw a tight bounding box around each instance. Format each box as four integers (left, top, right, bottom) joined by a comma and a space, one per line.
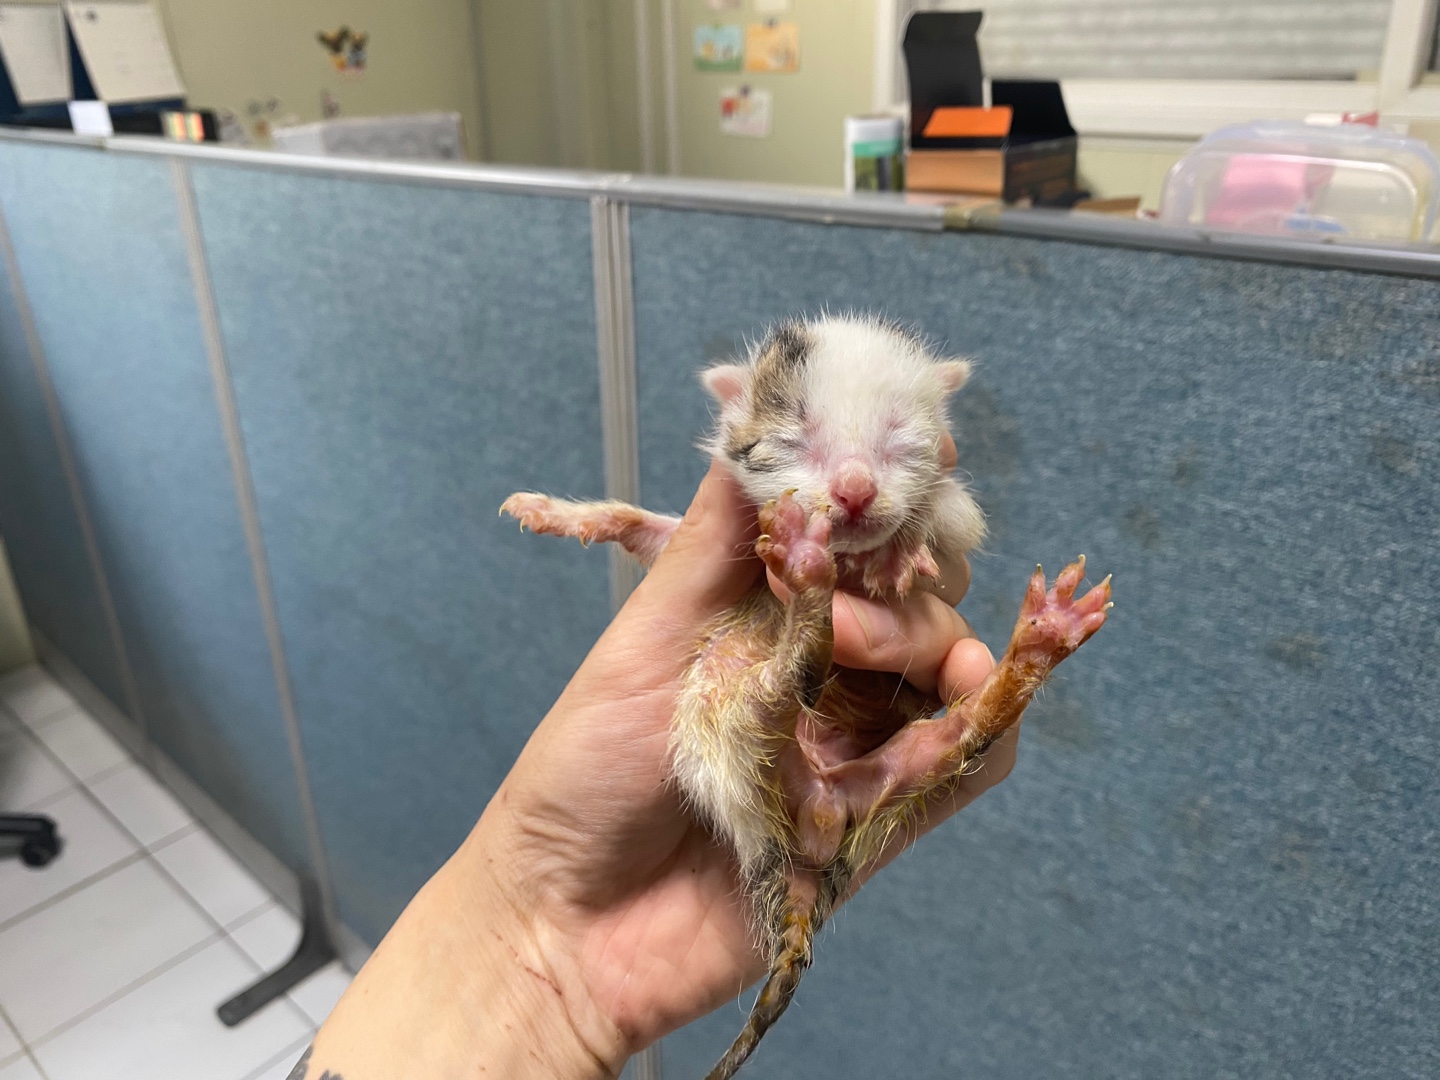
0, 131, 1437, 1079
630, 207, 1440, 1079
0, 140, 312, 873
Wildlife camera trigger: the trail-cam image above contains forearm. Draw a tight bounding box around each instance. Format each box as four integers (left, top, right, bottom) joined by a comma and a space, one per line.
302, 823, 620, 1080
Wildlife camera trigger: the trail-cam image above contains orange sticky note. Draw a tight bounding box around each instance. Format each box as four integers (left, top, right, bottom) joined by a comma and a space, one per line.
922, 106, 1013, 139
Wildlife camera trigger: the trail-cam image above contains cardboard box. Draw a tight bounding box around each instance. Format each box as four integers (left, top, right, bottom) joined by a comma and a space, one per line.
902, 12, 1077, 202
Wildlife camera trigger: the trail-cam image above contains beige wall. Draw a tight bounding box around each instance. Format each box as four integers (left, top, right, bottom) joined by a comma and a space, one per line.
476, 0, 646, 171
473, 0, 555, 164
1078, 138, 1190, 211
153, 0, 486, 156
673, 0, 876, 187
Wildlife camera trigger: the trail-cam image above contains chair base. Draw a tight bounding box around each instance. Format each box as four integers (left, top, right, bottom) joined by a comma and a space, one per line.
0, 814, 62, 868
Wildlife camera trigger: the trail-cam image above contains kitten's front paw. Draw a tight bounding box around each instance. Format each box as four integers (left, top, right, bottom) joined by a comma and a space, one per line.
757, 491, 836, 594
501, 493, 570, 536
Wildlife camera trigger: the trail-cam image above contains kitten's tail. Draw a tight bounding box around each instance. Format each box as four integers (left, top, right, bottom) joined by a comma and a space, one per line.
704, 861, 852, 1080
704, 911, 814, 1080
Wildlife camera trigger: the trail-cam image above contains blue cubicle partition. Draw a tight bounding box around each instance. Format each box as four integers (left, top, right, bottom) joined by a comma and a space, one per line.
0, 132, 1436, 1078
186, 162, 610, 944
0, 140, 311, 871
0, 193, 128, 712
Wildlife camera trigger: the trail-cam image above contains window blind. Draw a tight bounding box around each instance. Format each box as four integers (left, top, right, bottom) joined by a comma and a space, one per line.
900, 0, 1393, 82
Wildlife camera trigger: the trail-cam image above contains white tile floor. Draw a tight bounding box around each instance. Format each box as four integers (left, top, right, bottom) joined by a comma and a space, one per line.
0, 665, 353, 1080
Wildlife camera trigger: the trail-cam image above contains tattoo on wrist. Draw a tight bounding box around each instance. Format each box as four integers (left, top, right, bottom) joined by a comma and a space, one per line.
286, 1046, 344, 1080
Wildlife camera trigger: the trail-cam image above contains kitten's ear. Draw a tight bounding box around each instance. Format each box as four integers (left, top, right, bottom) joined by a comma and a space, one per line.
701, 364, 752, 409
936, 358, 973, 395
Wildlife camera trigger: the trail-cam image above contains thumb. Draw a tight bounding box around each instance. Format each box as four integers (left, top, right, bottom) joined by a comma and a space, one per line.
629, 458, 762, 626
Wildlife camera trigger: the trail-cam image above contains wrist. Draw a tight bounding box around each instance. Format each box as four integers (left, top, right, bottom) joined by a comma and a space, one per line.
312, 822, 622, 1079
447, 816, 632, 1075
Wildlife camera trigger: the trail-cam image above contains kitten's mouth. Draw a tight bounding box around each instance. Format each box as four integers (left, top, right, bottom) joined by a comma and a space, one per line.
828, 516, 895, 554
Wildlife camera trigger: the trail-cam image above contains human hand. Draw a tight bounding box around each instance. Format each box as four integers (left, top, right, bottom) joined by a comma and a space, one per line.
307, 449, 1010, 1079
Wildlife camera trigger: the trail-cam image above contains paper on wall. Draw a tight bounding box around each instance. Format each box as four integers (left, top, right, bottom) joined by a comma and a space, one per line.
753, 0, 792, 12
704, 0, 741, 9
64, 1, 185, 103
743, 20, 799, 73
0, 5, 72, 104
720, 85, 771, 137
694, 24, 743, 71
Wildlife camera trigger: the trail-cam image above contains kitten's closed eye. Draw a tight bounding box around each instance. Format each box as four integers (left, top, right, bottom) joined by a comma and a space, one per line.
734, 433, 802, 473
883, 433, 935, 465
736, 443, 782, 473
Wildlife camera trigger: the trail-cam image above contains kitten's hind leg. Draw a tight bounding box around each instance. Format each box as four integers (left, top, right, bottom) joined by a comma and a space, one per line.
500, 494, 680, 567
836, 557, 1112, 871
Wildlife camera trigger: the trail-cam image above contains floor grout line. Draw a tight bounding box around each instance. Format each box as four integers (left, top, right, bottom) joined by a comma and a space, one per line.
0, 1003, 26, 1070
77, 757, 135, 788
25, 929, 227, 1051
235, 1031, 314, 1080
0, 989, 47, 1080
144, 820, 200, 855
139, 823, 200, 855
0, 849, 147, 935
6, 700, 85, 736
15, 779, 80, 817
224, 897, 282, 934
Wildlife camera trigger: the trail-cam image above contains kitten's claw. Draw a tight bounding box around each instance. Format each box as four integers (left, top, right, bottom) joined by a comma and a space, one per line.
757, 492, 836, 594
501, 492, 566, 536
1009, 557, 1112, 667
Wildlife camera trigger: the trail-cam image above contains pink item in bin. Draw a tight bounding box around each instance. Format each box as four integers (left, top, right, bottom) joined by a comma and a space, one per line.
1159, 121, 1440, 243
1207, 157, 1338, 234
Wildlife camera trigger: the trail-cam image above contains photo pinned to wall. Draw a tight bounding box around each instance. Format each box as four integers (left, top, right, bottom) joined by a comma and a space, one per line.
720, 85, 772, 137
694, 24, 743, 71
704, 0, 741, 10
753, 0, 792, 12
317, 25, 368, 77
744, 20, 799, 73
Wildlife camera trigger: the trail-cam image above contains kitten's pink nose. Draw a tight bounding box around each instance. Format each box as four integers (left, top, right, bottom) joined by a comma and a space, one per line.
830, 461, 877, 519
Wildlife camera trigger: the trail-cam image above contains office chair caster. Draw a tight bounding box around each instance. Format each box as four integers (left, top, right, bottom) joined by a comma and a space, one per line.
1, 815, 62, 869
21, 835, 60, 867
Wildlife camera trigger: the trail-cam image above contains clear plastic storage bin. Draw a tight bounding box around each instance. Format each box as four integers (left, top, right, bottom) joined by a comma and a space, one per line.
1158, 121, 1440, 243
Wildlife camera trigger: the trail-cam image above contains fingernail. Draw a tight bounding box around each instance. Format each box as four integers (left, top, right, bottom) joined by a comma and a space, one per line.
839, 593, 898, 649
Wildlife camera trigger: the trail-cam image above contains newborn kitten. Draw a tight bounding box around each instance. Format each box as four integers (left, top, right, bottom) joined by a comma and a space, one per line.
502, 315, 1111, 1079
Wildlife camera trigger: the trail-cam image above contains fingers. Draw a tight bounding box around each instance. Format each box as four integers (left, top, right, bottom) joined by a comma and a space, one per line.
916, 545, 970, 604
938, 636, 996, 704
832, 591, 993, 698
914, 722, 1019, 825
846, 724, 1020, 888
